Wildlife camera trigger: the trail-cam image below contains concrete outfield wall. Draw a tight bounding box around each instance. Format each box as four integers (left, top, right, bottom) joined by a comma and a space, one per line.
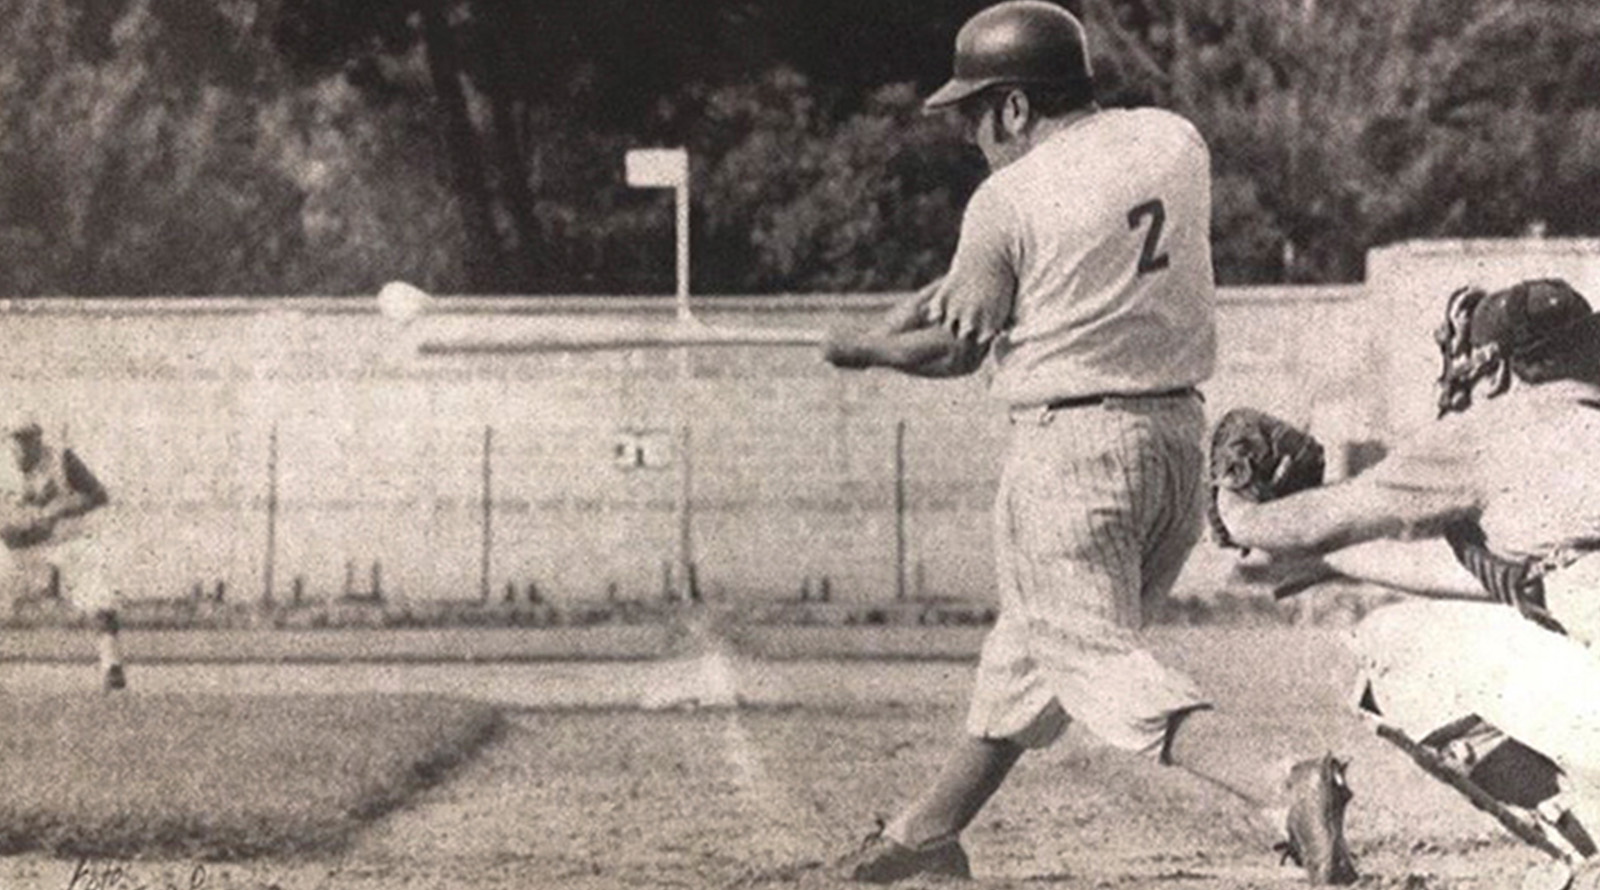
0, 286, 1371, 605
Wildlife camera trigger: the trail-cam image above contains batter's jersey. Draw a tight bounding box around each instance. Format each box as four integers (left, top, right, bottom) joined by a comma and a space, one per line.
946, 107, 1217, 408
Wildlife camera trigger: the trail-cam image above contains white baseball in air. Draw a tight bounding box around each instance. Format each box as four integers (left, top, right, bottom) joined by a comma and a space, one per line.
377, 281, 432, 324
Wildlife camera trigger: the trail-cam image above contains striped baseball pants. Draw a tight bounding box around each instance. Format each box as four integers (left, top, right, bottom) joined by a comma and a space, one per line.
966, 393, 1212, 753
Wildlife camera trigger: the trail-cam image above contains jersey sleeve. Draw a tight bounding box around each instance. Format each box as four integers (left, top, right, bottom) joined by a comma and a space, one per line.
942, 181, 1020, 334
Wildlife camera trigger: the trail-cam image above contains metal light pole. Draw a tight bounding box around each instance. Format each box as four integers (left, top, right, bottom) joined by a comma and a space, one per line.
625, 148, 697, 601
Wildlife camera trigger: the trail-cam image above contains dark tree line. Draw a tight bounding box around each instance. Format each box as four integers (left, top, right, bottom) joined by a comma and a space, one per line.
3, 0, 1599, 296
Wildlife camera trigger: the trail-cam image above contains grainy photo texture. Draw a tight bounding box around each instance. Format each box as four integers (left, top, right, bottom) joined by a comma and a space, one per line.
4, 2, 1600, 889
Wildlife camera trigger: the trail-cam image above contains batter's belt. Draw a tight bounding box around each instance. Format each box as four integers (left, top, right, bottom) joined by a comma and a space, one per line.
1010, 387, 1201, 425
1042, 386, 1201, 411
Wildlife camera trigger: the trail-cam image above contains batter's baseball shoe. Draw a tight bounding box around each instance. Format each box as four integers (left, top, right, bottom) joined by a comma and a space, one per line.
835, 821, 971, 883
1276, 754, 1357, 885
102, 663, 127, 693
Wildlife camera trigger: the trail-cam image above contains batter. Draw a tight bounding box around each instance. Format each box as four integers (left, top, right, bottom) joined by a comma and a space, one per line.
817, 2, 1339, 883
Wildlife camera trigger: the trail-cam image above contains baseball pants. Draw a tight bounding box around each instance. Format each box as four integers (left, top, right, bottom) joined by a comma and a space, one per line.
967, 393, 1211, 754
1353, 598, 1600, 803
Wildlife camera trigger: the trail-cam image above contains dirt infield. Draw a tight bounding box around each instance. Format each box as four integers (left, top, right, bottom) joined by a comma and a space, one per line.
0, 627, 1557, 889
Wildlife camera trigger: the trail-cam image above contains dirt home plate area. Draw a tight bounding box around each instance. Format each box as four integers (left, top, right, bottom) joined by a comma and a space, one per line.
0, 627, 1557, 890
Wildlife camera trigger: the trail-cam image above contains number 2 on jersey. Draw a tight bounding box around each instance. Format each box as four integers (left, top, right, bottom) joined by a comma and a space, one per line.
1127, 199, 1170, 275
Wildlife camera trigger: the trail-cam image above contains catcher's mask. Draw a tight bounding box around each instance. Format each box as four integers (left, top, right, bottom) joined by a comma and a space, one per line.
1433, 278, 1595, 417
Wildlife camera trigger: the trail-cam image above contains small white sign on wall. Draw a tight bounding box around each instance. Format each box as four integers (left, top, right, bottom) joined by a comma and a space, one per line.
612, 429, 673, 470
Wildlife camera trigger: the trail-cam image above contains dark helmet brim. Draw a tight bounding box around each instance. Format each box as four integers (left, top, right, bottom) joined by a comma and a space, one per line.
923, 76, 1000, 110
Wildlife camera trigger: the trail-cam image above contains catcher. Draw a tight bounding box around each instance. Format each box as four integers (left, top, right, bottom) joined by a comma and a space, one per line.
0, 412, 121, 691
1212, 278, 1600, 889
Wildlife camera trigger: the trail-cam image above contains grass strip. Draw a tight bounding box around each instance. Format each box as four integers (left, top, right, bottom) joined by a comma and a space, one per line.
0, 691, 503, 859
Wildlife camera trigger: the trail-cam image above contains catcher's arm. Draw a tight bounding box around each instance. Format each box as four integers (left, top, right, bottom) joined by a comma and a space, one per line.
1217, 480, 1476, 556
1321, 538, 1488, 599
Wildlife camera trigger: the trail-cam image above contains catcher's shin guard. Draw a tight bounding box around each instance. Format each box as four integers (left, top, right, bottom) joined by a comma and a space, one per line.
1364, 712, 1589, 866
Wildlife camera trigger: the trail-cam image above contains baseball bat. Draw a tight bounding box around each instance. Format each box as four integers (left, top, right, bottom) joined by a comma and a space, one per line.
419, 318, 827, 355
377, 281, 827, 354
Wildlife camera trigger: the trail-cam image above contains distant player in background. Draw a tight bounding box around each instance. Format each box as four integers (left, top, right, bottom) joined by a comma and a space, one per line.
823, 1, 1353, 884
0, 412, 120, 691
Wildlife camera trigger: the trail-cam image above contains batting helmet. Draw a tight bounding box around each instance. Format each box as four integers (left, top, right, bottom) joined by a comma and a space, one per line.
1434, 278, 1598, 415
924, 1, 1094, 110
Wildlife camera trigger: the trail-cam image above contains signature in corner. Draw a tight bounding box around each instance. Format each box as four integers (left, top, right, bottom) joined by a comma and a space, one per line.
64, 858, 208, 890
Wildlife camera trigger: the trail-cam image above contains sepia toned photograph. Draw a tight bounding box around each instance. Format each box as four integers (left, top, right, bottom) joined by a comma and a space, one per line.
4, 2, 1600, 888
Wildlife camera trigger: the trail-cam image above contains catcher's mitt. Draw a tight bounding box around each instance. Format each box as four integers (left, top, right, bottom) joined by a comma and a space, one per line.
1208, 408, 1326, 550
